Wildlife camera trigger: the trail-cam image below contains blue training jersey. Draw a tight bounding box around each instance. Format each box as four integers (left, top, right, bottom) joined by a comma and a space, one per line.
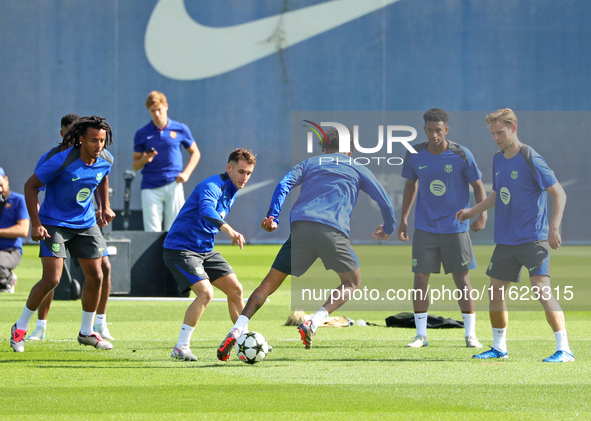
402, 141, 482, 234
133, 118, 195, 189
35, 146, 61, 192
164, 173, 238, 253
492, 145, 558, 245
266, 153, 396, 237
35, 146, 113, 229
0, 192, 29, 253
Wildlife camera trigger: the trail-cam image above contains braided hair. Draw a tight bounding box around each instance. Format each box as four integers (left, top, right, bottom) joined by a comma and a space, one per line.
61, 115, 113, 149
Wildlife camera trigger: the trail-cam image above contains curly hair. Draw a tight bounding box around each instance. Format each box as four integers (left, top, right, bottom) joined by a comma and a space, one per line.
423, 108, 450, 125
61, 115, 113, 148
60, 113, 81, 130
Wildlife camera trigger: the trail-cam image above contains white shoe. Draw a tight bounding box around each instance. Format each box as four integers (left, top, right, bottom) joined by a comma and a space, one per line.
77, 332, 113, 350
465, 335, 483, 348
171, 345, 198, 361
406, 334, 429, 348
93, 323, 114, 340
27, 326, 46, 341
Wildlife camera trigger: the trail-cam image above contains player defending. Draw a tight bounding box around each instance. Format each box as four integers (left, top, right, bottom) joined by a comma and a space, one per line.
11, 116, 115, 352
217, 127, 396, 360
399, 108, 487, 348
27, 114, 115, 341
163, 149, 256, 361
457, 108, 573, 362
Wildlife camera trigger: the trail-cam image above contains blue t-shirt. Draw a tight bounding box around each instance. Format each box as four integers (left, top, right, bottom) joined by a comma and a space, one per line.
133, 118, 195, 189
35, 146, 61, 192
164, 173, 238, 253
0, 192, 29, 253
492, 145, 558, 245
267, 153, 396, 237
402, 141, 482, 234
35, 146, 113, 229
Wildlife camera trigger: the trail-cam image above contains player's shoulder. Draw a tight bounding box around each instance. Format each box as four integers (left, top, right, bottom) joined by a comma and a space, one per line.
446, 140, 473, 164
167, 118, 188, 130
99, 148, 114, 165
135, 121, 156, 136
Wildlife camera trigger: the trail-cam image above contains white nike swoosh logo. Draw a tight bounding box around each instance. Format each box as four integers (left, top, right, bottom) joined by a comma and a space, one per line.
236, 179, 276, 198
145, 0, 401, 80
147, 135, 155, 139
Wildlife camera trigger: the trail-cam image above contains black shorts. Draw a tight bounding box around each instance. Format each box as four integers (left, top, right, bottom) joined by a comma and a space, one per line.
272, 221, 359, 277
163, 248, 234, 294
411, 229, 475, 274
39, 225, 106, 259
486, 240, 550, 283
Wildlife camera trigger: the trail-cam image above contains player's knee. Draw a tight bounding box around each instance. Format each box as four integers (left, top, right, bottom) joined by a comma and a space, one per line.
101, 258, 111, 276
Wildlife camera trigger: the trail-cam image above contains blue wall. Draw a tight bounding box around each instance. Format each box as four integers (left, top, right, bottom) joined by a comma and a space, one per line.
1, 0, 589, 242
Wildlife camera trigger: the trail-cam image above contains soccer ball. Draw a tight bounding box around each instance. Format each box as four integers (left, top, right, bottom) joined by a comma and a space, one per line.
236, 331, 269, 364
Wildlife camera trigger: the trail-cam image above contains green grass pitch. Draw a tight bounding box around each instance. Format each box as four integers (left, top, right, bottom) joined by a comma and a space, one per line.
1, 244, 590, 420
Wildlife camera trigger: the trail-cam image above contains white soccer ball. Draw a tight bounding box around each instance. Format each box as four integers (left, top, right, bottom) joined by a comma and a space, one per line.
236, 331, 269, 364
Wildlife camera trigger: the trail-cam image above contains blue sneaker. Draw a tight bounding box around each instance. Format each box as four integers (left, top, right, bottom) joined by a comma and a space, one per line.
543, 350, 575, 363
473, 346, 508, 359
27, 326, 46, 341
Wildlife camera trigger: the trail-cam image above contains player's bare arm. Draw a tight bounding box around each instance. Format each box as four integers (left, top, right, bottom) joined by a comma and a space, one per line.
398, 179, 418, 242
469, 179, 488, 232
176, 142, 201, 183
456, 191, 496, 222
546, 182, 566, 250
24, 174, 50, 241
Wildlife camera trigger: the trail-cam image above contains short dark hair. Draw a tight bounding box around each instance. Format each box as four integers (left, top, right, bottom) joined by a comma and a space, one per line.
61, 115, 113, 148
61, 113, 81, 129
228, 148, 256, 165
322, 127, 355, 153
423, 108, 450, 125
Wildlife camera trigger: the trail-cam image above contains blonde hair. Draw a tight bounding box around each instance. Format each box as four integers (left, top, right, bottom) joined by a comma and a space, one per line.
145, 91, 168, 109
485, 108, 518, 129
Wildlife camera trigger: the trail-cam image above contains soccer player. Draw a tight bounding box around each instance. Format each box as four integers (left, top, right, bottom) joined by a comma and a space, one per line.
0, 167, 30, 293
27, 114, 115, 341
10, 116, 115, 352
398, 108, 487, 348
133, 91, 201, 232
457, 108, 573, 362
217, 127, 396, 361
163, 148, 256, 361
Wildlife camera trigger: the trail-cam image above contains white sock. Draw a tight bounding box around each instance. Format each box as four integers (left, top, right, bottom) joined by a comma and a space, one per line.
414, 312, 428, 337
554, 330, 571, 353
16, 306, 36, 331
80, 311, 96, 336
492, 327, 507, 353
310, 307, 329, 332
176, 324, 195, 348
95, 314, 107, 326
36, 319, 47, 329
462, 313, 476, 337
231, 315, 250, 336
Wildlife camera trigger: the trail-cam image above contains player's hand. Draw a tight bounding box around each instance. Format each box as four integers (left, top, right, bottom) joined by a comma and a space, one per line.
176, 172, 189, 183
31, 224, 50, 242
549, 227, 562, 249
397, 221, 409, 242
145, 150, 158, 163
103, 207, 116, 225
371, 224, 390, 240
456, 208, 473, 222
96, 209, 106, 227
470, 214, 487, 232
261, 216, 278, 232
223, 225, 245, 249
